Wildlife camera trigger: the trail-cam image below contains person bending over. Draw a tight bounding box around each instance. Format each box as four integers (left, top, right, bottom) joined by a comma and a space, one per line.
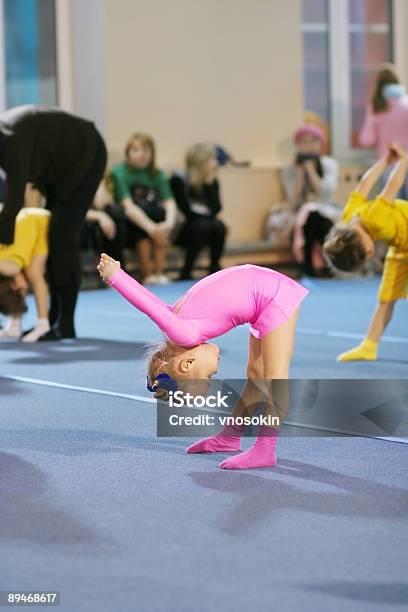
324, 143, 408, 362
0, 208, 51, 342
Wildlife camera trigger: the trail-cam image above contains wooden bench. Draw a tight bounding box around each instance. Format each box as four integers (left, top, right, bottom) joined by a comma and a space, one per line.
79, 162, 368, 286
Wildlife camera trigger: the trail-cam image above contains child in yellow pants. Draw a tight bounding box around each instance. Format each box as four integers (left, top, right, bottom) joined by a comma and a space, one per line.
0, 207, 51, 342
323, 143, 408, 362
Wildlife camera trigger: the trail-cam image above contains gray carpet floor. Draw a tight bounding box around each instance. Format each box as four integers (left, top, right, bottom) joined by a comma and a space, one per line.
0, 274, 407, 612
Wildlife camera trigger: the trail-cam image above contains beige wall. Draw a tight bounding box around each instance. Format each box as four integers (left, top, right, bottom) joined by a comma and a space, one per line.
71, 0, 106, 133
99, 0, 303, 168
217, 166, 283, 241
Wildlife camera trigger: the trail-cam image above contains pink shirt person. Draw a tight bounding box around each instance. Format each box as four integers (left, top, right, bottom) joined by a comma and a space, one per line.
107, 264, 309, 346
359, 96, 408, 158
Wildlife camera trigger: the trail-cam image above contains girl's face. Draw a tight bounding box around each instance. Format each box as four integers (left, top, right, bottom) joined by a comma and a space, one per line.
203, 156, 218, 182
178, 342, 220, 379
297, 135, 322, 155
127, 140, 152, 169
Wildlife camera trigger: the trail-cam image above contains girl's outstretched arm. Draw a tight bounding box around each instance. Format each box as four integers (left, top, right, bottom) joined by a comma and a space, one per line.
380, 144, 408, 201
355, 143, 407, 200
97, 254, 201, 347
355, 157, 388, 199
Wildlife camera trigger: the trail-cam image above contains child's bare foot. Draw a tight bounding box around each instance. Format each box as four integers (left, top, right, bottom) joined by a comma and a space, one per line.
97, 253, 121, 283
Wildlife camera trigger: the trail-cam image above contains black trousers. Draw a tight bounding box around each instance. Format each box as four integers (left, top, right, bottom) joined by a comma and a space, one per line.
46, 130, 107, 336
82, 203, 127, 264
175, 216, 227, 277
303, 211, 333, 276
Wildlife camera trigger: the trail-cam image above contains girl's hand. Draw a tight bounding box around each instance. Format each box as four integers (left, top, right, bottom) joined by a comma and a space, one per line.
294, 163, 305, 177
98, 212, 117, 240
157, 220, 173, 232
150, 226, 170, 247
11, 272, 29, 295
97, 253, 121, 282
303, 160, 316, 174
386, 142, 407, 164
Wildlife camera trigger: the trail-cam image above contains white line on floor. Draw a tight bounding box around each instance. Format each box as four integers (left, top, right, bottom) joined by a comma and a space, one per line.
298, 328, 408, 344
1, 374, 407, 445
1, 374, 156, 404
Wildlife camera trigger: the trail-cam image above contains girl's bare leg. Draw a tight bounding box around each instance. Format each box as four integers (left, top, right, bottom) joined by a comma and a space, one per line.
367, 301, 394, 343
220, 308, 300, 470
152, 244, 167, 276
22, 255, 50, 342
187, 335, 265, 454
229, 334, 269, 420
136, 238, 152, 280
261, 307, 299, 379
25, 255, 49, 319
338, 301, 394, 362
246, 333, 263, 379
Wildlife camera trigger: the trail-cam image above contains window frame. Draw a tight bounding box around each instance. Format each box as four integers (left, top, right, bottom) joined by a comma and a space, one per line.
303, 0, 399, 162
0, 0, 73, 113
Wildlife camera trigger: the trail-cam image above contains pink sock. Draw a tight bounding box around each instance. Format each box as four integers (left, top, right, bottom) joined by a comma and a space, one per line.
186, 423, 243, 454
219, 426, 278, 469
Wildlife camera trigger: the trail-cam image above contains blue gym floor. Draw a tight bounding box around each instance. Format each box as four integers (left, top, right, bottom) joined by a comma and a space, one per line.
0, 274, 407, 612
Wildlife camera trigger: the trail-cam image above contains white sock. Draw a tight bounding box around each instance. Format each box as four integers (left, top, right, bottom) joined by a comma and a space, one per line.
22, 318, 50, 343
0, 317, 22, 338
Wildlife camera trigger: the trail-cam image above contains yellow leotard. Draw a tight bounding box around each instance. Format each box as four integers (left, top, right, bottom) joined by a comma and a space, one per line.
343, 192, 408, 302
0, 208, 50, 270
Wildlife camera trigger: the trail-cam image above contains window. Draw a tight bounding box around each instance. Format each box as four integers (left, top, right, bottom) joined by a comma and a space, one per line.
0, 0, 57, 109
302, 0, 394, 159
302, 0, 330, 125
348, 0, 393, 147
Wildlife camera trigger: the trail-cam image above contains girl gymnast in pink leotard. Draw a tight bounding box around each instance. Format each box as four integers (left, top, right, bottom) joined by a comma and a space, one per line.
97, 253, 309, 470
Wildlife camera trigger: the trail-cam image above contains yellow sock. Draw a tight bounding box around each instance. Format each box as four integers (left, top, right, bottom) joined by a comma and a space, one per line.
337, 338, 378, 362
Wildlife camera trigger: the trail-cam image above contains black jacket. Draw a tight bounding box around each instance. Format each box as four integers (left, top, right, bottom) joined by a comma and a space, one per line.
0, 105, 100, 244
170, 174, 222, 221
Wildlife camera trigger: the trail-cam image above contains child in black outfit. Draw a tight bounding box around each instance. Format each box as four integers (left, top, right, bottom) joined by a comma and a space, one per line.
170, 143, 227, 280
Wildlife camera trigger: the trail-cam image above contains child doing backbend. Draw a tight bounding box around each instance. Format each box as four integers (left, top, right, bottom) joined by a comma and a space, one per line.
97, 253, 309, 469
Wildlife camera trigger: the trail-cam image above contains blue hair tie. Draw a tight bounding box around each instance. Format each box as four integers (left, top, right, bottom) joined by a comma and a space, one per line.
146, 373, 178, 393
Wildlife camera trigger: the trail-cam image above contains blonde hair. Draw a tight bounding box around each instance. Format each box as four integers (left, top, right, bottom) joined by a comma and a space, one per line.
125, 132, 158, 176
323, 224, 366, 272
186, 143, 216, 191
144, 337, 195, 401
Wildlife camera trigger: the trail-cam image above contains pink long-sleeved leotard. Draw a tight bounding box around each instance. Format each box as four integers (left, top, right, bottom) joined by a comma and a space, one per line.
107, 264, 309, 347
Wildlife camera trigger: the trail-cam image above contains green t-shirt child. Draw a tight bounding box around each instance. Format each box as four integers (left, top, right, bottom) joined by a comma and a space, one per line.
111, 164, 173, 202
